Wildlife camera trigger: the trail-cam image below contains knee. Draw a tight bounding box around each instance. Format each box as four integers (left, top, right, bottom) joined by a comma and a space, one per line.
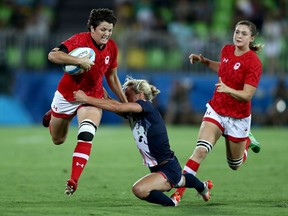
52, 137, 66, 145
132, 184, 147, 200
78, 119, 97, 142
227, 157, 243, 170
194, 140, 214, 160
193, 147, 208, 160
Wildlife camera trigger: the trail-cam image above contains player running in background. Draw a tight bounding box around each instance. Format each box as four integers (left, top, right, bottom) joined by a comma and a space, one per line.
74, 76, 213, 207
42, 8, 127, 196
170, 20, 263, 202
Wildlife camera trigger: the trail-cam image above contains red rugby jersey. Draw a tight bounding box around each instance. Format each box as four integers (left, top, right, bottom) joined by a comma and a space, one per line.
57, 32, 118, 101
209, 44, 262, 118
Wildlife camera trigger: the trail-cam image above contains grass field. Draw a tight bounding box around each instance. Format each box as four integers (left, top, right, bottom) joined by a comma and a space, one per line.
0, 125, 287, 216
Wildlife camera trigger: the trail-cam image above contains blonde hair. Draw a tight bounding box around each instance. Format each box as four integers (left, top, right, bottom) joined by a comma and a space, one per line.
235, 20, 264, 52
123, 76, 160, 101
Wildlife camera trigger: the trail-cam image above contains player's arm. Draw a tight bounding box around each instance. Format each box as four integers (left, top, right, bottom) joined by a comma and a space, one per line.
189, 53, 220, 73
216, 77, 256, 102
74, 90, 142, 113
48, 45, 94, 71
105, 67, 128, 103
103, 87, 128, 118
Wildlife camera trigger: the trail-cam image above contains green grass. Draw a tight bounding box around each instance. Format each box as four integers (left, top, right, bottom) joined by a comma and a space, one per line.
0, 125, 287, 216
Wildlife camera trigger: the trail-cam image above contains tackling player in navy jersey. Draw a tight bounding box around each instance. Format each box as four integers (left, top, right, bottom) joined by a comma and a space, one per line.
74, 76, 213, 206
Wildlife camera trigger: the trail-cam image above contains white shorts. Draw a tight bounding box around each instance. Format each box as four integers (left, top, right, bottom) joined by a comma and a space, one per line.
51, 90, 82, 118
203, 103, 251, 142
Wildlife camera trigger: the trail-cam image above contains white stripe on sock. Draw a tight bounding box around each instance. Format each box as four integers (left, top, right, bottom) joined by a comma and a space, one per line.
73, 152, 89, 160
184, 166, 196, 176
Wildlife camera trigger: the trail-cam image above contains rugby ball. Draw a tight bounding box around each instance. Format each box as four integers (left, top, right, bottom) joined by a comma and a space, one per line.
63, 47, 95, 75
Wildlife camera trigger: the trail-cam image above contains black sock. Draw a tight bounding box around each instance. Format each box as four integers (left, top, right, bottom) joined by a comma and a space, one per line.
145, 190, 175, 206
183, 173, 204, 193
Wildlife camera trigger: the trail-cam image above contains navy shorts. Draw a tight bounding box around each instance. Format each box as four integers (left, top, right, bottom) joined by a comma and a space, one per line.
149, 156, 182, 187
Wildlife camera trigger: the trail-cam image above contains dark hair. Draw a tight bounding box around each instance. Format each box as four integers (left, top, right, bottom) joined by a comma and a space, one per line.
87, 8, 117, 31
235, 20, 264, 52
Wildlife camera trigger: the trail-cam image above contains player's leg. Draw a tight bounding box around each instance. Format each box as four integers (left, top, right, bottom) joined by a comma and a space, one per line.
225, 116, 251, 170
171, 120, 221, 199
225, 139, 247, 170
50, 115, 72, 144
42, 108, 72, 144
43, 90, 75, 144
65, 106, 102, 196
133, 157, 185, 207
132, 172, 176, 206
185, 121, 221, 172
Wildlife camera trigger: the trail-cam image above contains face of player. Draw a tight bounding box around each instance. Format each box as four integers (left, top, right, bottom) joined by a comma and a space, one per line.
233, 24, 254, 50
91, 21, 114, 46
125, 86, 144, 102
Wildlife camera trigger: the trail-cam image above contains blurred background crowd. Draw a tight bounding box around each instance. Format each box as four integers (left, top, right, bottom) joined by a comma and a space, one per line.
0, 0, 287, 126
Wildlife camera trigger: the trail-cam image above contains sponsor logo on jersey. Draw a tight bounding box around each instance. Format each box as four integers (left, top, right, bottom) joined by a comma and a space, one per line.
234, 62, 241, 70
105, 56, 110, 64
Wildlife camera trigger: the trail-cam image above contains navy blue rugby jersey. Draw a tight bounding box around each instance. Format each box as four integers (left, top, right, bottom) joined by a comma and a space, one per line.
129, 100, 174, 167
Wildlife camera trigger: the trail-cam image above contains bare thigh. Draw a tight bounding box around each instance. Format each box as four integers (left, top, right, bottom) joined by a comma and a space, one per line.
190, 121, 222, 162
50, 115, 73, 144
198, 121, 222, 144
50, 106, 102, 145
132, 173, 172, 198
77, 106, 102, 126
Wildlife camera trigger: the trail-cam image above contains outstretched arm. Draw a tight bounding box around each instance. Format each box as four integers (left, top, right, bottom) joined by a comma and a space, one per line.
189, 53, 220, 73
105, 68, 128, 103
74, 90, 142, 113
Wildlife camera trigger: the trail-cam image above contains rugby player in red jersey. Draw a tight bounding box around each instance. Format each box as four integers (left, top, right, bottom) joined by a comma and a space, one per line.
42, 8, 127, 196
171, 20, 263, 202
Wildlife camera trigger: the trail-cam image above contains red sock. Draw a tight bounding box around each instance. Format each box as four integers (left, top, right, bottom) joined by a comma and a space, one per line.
174, 159, 200, 198
70, 141, 92, 182
184, 159, 200, 175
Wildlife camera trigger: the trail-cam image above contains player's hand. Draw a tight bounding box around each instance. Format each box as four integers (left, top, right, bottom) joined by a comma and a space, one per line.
73, 90, 88, 103
79, 55, 95, 72
215, 77, 230, 93
189, 54, 205, 64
